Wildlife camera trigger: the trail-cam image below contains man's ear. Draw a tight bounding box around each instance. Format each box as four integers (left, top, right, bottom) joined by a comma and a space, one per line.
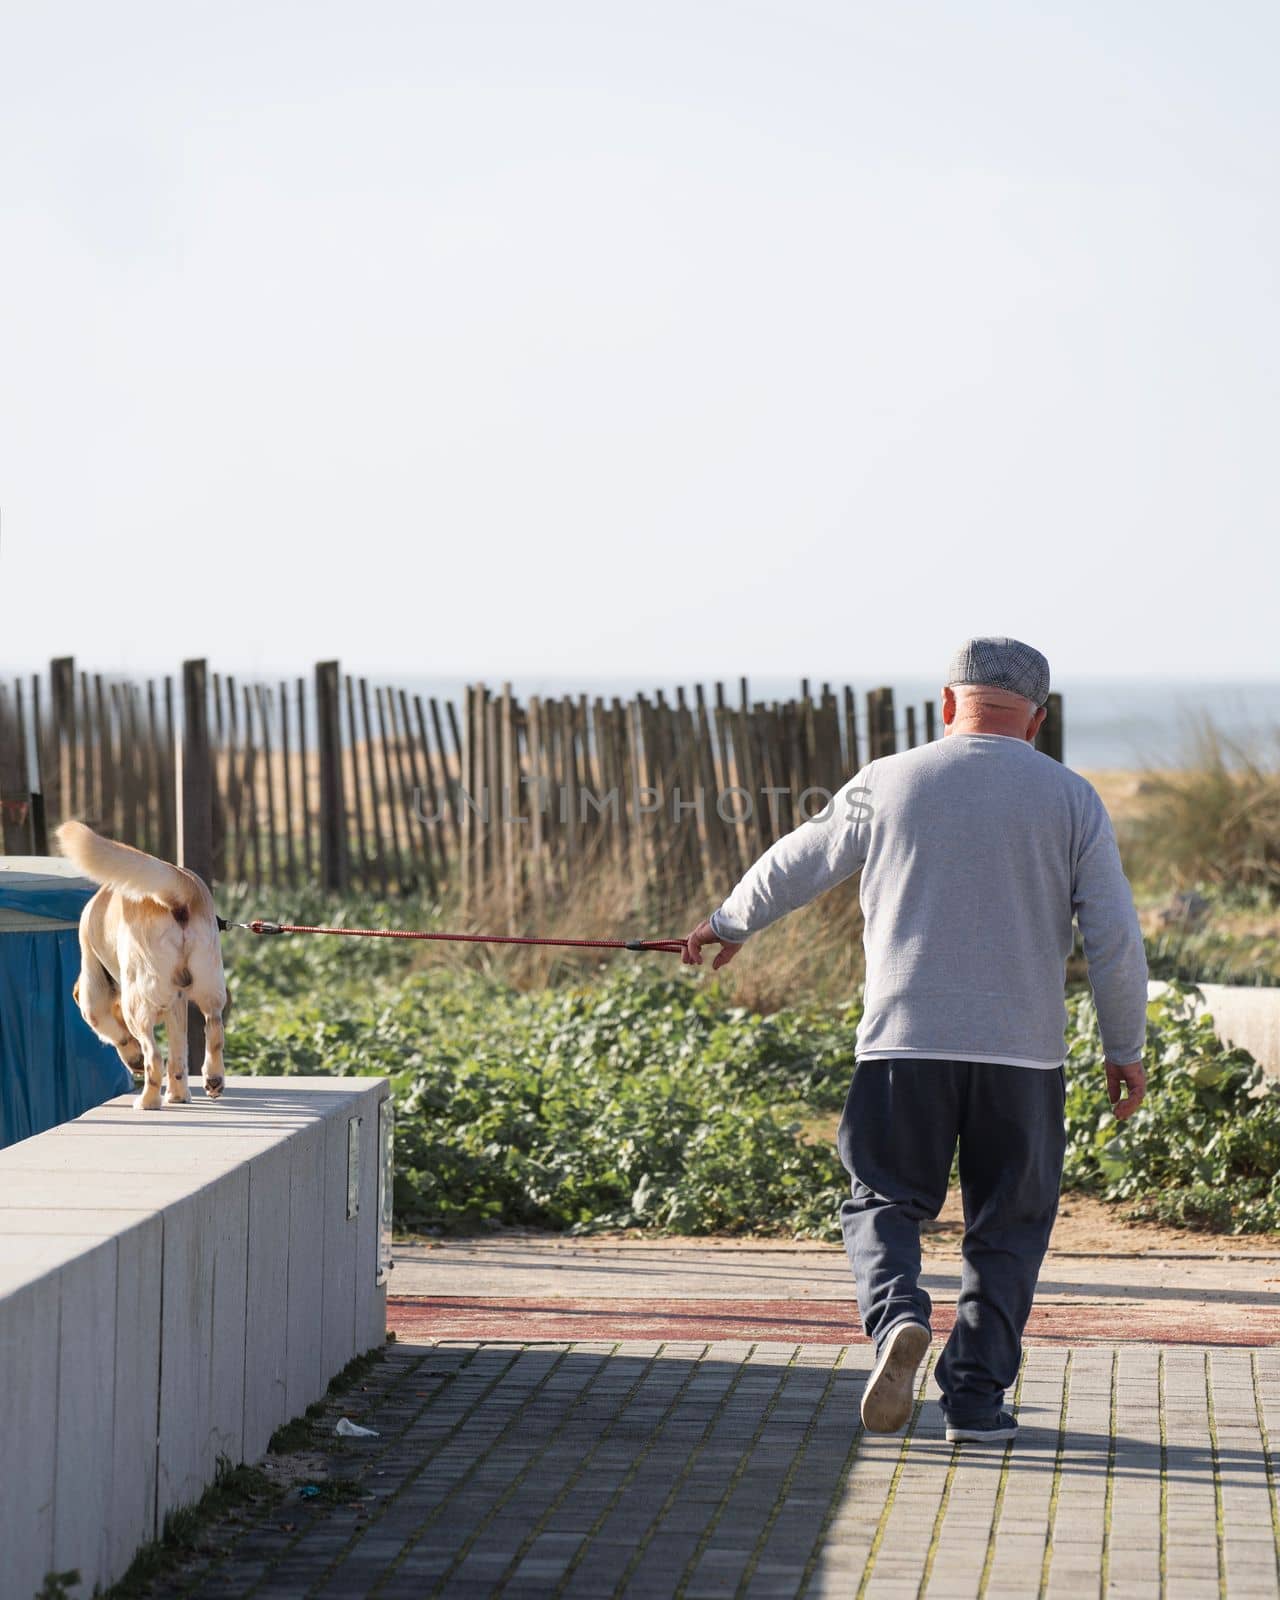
941, 686, 957, 727
1028, 705, 1048, 742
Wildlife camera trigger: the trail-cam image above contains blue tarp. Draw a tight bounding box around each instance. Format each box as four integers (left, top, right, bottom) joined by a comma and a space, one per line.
0, 859, 133, 1148
0, 867, 104, 924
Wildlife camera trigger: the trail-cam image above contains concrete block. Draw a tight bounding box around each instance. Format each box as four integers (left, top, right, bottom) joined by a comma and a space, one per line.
243, 1138, 292, 1460
0, 1073, 389, 1592
0, 1167, 225, 1212
286, 1114, 327, 1417
109, 1213, 163, 1577
156, 1165, 249, 1516
51, 1236, 118, 1584
355, 1086, 388, 1355
0, 1230, 111, 1288
0, 1130, 293, 1174
157, 1186, 218, 1517
1199, 982, 1280, 1077
0, 1274, 58, 1600
1149, 979, 1280, 1077
321, 1107, 359, 1381
0, 1206, 159, 1238
207, 1163, 250, 1468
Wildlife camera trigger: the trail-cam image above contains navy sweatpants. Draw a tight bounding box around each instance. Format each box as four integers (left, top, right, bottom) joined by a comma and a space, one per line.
836, 1057, 1067, 1423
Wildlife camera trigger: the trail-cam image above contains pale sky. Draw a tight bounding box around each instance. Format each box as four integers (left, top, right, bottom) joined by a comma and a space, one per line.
1, 0, 1276, 683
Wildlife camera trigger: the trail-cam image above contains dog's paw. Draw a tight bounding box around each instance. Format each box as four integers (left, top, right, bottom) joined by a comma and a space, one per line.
165, 1080, 193, 1106
135, 1087, 163, 1112
203, 1074, 225, 1101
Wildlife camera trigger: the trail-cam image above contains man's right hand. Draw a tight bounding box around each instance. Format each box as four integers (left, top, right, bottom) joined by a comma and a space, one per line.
682, 919, 743, 970
1106, 1059, 1147, 1120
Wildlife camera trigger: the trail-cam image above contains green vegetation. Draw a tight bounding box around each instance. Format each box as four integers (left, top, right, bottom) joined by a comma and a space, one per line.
387, 970, 857, 1235
35, 1573, 81, 1600
223, 883, 1280, 1236
104, 1458, 280, 1597
1065, 984, 1280, 1232
1140, 883, 1280, 986
229, 943, 858, 1236
267, 1346, 386, 1454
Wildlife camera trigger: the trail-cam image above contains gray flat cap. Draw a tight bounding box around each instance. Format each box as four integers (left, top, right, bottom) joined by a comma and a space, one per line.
946, 636, 1050, 708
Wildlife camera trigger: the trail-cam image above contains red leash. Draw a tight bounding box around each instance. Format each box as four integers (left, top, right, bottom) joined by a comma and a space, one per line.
234, 920, 687, 955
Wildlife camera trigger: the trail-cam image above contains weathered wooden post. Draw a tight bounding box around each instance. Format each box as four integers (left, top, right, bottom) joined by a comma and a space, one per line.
295, 676, 312, 881
49, 656, 76, 828
865, 688, 881, 760
1036, 692, 1064, 763
0, 683, 29, 853
177, 659, 214, 1069
178, 661, 214, 880
316, 660, 347, 891
843, 685, 860, 773
866, 687, 897, 759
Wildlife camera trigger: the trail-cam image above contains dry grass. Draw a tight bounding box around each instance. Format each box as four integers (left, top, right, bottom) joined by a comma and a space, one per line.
1118, 718, 1280, 897
406, 858, 864, 1013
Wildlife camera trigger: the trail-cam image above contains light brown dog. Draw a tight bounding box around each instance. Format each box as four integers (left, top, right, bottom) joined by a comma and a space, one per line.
57, 822, 228, 1109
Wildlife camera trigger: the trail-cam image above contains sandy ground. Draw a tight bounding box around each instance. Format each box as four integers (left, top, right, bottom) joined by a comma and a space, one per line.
391, 1187, 1280, 1339
934, 1185, 1280, 1254
398, 1190, 1280, 1263
1077, 767, 1160, 825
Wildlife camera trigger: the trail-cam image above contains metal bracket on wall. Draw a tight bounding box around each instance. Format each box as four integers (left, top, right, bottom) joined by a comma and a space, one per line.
377, 1097, 394, 1286
347, 1115, 362, 1219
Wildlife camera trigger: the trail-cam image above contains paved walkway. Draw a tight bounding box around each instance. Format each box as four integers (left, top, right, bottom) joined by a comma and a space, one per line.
138, 1239, 1280, 1599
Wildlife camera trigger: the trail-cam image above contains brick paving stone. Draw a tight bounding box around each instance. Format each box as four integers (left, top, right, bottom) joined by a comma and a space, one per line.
127, 1336, 1280, 1598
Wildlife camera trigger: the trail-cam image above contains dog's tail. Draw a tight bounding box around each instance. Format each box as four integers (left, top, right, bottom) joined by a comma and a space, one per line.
56, 821, 194, 909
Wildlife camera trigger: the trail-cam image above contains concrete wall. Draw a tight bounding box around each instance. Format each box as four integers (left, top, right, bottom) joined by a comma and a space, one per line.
0, 1076, 389, 1599
1149, 980, 1280, 1077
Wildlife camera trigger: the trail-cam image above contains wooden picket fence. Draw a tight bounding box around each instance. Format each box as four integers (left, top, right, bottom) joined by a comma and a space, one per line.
0, 659, 1064, 919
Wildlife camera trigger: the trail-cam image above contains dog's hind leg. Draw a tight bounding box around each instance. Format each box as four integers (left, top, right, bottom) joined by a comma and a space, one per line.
200, 1007, 226, 1101
163, 1002, 192, 1106
129, 1015, 164, 1112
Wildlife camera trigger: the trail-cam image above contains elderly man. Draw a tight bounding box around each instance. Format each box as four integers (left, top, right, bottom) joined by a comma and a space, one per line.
684, 637, 1148, 1444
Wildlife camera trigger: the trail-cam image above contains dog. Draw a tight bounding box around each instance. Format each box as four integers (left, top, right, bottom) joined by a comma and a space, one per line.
57, 821, 228, 1109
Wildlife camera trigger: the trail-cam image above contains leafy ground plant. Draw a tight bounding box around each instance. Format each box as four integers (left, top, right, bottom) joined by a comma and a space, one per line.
223, 924, 862, 1235
1064, 981, 1280, 1232
383, 966, 858, 1236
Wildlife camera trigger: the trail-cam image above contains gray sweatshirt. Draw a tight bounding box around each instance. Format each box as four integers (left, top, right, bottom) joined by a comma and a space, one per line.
710, 732, 1148, 1068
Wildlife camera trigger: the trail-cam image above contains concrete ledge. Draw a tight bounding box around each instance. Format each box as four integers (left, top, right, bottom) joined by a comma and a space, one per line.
1149, 979, 1280, 1076
0, 1076, 389, 1598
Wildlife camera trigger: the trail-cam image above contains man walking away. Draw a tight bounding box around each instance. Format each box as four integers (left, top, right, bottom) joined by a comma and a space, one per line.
683, 637, 1148, 1443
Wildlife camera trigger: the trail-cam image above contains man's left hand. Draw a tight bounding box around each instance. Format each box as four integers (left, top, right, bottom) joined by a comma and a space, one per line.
682, 919, 743, 969
1106, 1059, 1147, 1121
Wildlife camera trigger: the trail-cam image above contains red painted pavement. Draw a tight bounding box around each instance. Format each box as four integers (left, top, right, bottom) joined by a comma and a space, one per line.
389, 1296, 1280, 1347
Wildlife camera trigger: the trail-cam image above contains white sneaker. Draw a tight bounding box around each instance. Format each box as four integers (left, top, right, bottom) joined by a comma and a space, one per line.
944, 1410, 1019, 1444
860, 1320, 931, 1433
